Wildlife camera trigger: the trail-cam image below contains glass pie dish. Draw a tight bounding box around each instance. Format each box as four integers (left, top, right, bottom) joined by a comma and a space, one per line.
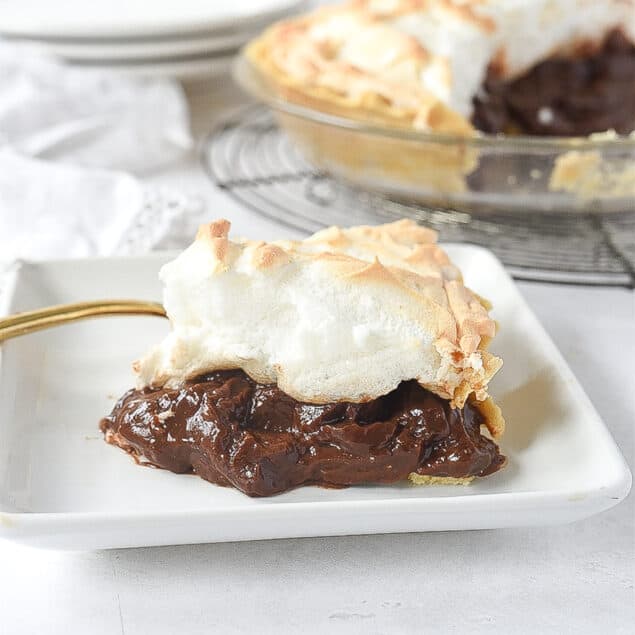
234, 54, 635, 215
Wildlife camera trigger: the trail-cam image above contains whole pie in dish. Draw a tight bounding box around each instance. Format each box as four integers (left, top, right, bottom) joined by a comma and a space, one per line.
101, 219, 506, 497
246, 0, 635, 137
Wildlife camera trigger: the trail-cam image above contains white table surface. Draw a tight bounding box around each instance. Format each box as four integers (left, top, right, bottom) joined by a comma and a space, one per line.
0, 76, 633, 635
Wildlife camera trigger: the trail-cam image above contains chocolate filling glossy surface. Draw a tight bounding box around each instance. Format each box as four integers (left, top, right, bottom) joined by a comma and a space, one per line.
472, 30, 635, 136
100, 370, 505, 497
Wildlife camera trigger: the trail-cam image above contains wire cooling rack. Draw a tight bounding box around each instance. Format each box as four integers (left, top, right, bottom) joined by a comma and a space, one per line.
201, 104, 635, 288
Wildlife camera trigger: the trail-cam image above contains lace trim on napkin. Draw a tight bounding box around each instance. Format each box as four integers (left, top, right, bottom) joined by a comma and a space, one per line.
114, 187, 205, 255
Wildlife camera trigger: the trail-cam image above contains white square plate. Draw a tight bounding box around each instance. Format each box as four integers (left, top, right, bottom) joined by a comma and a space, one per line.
0, 246, 630, 550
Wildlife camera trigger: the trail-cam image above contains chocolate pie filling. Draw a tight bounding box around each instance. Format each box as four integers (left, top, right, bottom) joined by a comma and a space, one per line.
472, 30, 635, 136
100, 370, 505, 497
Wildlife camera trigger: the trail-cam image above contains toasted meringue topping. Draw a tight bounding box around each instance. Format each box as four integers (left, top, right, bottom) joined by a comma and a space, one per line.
247, 0, 635, 132
136, 219, 502, 408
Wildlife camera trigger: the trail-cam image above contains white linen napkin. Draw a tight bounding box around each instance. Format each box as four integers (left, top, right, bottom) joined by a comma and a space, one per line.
0, 41, 193, 173
0, 150, 203, 261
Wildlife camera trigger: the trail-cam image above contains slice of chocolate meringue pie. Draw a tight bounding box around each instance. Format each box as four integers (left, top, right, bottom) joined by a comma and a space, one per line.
101, 219, 506, 496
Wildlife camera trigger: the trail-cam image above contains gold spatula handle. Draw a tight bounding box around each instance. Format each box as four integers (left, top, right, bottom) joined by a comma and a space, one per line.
0, 300, 167, 342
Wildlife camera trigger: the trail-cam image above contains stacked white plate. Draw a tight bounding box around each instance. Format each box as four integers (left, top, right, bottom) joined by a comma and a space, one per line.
0, 0, 307, 78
